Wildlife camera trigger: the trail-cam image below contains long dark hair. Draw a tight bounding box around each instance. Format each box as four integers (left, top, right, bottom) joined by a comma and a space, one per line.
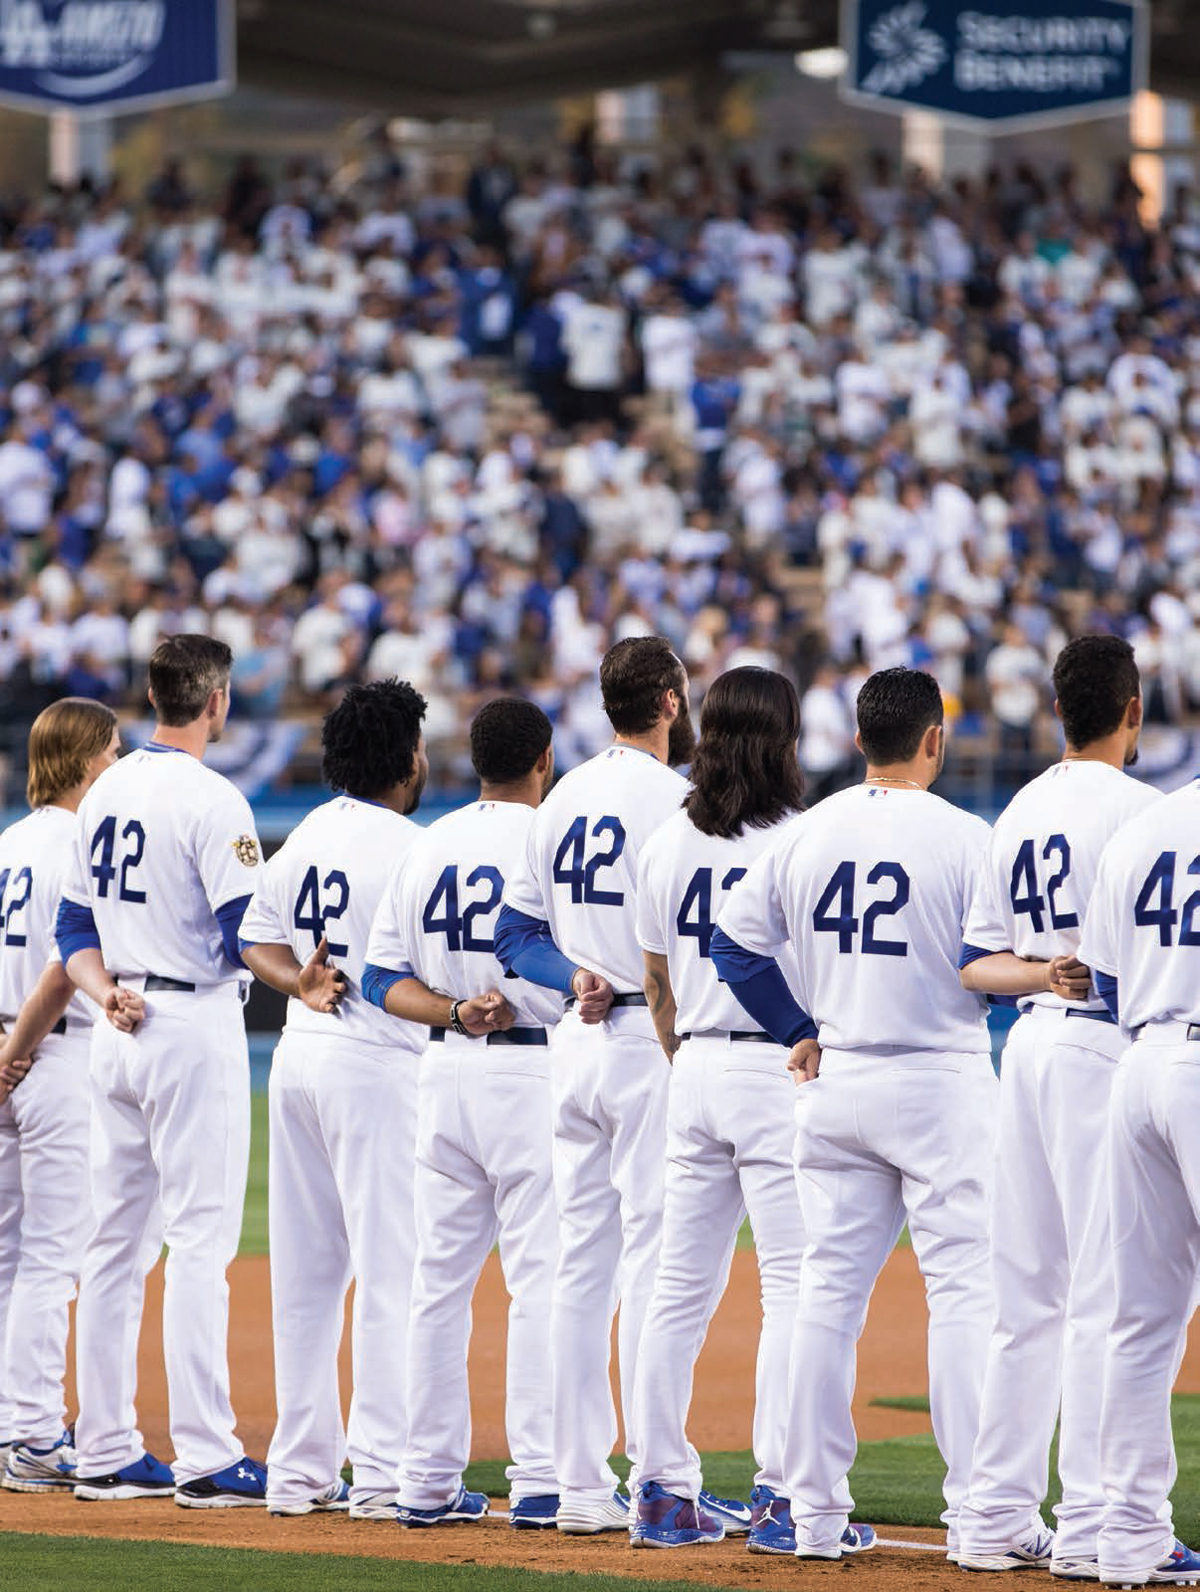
685, 667, 805, 838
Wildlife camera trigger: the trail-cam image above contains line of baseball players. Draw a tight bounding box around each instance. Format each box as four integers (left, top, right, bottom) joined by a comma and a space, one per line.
0, 630, 1196, 1588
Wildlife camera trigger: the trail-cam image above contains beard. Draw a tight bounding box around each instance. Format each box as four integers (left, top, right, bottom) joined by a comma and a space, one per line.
667, 709, 697, 768
405, 766, 428, 814
1124, 744, 1139, 767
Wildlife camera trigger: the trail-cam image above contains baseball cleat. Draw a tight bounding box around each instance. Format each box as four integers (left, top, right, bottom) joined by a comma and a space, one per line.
74, 1452, 176, 1500
630, 1482, 725, 1549
397, 1484, 488, 1527
960, 1525, 1057, 1572
349, 1490, 398, 1521
556, 1488, 631, 1535
1052, 1560, 1101, 1581
748, 1485, 796, 1555
175, 1456, 267, 1508
3, 1431, 77, 1492
700, 1487, 752, 1536
796, 1523, 878, 1559
269, 1478, 350, 1515
1103, 1542, 1200, 1588
509, 1493, 561, 1529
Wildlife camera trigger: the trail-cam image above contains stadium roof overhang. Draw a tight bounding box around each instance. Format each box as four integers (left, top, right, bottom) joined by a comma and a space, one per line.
236, 0, 1197, 117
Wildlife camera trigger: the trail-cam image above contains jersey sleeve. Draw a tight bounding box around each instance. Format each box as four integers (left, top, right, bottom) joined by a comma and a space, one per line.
238, 852, 289, 949
1078, 844, 1118, 977
501, 809, 548, 920
193, 784, 263, 912
60, 806, 92, 910
962, 823, 1007, 950
714, 835, 790, 956
634, 847, 667, 956
364, 862, 412, 974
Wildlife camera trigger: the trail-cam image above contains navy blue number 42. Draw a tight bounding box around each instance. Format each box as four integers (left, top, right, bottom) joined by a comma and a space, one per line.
1133, 851, 1200, 947
90, 816, 147, 903
812, 860, 910, 956
552, 817, 627, 906
294, 866, 351, 957
676, 866, 746, 957
422, 864, 504, 952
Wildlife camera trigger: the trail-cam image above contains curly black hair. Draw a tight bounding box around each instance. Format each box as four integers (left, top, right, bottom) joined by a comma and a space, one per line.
1052, 635, 1139, 751
470, 697, 553, 784
321, 679, 427, 799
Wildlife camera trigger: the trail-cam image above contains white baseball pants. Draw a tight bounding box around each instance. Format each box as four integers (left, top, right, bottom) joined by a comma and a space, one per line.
959, 1010, 1125, 1562
267, 1031, 416, 1511
786, 1048, 997, 1556
0, 1030, 92, 1445
550, 1006, 671, 1505
75, 985, 250, 1485
1098, 1028, 1200, 1584
632, 1035, 803, 1499
398, 1036, 556, 1510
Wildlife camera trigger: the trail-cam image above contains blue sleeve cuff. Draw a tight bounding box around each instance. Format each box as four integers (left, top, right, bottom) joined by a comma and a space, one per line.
958, 942, 999, 969
216, 895, 252, 970
362, 962, 414, 1010
55, 898, 100, 963
1095, 969, 1119, 1022
495, 905, 576, 994
710, 927, 818, 1047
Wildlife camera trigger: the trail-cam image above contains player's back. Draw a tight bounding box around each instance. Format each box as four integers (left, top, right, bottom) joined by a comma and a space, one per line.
637, 808, 804, 1035
398, 800, 563, 1030
511, 745, 687, 991
969, 760, 1160, 1012
757, 784, 990, 1053
1084, 777, 1200, 1031
68, 744, 258, 987
0, 806, 90, 1024
243, 795, 424, 1051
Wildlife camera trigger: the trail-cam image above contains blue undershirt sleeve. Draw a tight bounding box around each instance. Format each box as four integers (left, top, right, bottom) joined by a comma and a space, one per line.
709, 927, 818, 1048
958, 942, 997, 968
55, 898, 100, 963
361, 962, 416, 1011
215, 895, 252, 970
1094, 970, 1119, 1022
495, 905, 577, 995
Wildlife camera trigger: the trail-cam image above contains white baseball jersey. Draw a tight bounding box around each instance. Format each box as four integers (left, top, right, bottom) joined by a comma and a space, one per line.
377, 800, 564, 1029
239, 795, 425, 1052
0, 806, 91, 1025
717, 784, 992, 1054
1079, 777, 1200, 1032
61, 743, 260, 988
503, 745, 688, 992
636, 809, 805, 1034
964, 761, 1161, 1012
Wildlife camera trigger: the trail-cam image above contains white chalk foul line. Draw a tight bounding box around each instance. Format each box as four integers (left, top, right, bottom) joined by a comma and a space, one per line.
876, 1537, 950, 1553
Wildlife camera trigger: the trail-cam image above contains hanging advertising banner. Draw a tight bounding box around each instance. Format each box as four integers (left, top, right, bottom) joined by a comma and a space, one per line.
0, 0, 234, 118
841, 0, 1147, 133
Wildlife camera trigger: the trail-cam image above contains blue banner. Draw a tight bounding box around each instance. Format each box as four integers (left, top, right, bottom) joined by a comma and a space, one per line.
842, 0, 1147, 131
0, 0, 233, 117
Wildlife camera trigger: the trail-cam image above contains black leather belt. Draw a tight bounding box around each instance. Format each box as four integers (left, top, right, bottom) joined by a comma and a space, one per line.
1065, 1007, 1116, 1026
145, 976, 196, 994
0, 1016, 67, 1036
430, 1027, 548, 1047
1132, 1022, 1200, 1042
679, 1029, 775, 1044
566, 991, 648, 1010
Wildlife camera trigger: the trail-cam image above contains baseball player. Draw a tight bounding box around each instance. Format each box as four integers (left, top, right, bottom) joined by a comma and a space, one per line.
361, 697, 563, 1529
55, 635, 267, 1506
238, 680, 429, 1519
712, 666, 994, 1561
1077, 777, 1200, 1589
955, 636, 1159, 1576
629, 667, 808, 1551
496, 637, 748, 1538
0, 700, 121, 1492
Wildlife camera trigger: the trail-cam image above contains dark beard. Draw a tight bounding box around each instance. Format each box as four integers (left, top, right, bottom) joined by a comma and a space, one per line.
405, 768, 427, 814
667, 710, 697, 768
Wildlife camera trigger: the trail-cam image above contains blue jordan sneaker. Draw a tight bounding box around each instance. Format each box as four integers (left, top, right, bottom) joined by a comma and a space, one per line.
509, 1494, 560, 1529
748, 1485, 796, 1555
74, 1452, 175, 1500
700, 1488, 752, 1536
397, 1484, 488, 1527
1104, 1541, 1200, 1588
630, 1481, 725, 1549
175, 1456, 267, 1508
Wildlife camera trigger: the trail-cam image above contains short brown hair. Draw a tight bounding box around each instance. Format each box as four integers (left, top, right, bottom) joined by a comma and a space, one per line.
599, 636, 684, 735
27, 698, 118, 809
148, 634, 232, 726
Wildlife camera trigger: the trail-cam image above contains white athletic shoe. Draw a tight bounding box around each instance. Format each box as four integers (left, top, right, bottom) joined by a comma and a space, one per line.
557, 1489, 631, 1535
1052, 1559, 1102, 1581
349, 1490, 398, 1521
959, 1524, 1057, 1572
269, 1479, 350, 1516
2, 1432, 77, 1492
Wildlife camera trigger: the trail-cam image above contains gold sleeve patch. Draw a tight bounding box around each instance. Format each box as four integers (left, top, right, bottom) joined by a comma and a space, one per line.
232, 835, 260, 867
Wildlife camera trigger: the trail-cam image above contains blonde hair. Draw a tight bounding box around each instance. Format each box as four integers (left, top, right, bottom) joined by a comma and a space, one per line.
27, 698, 118, 809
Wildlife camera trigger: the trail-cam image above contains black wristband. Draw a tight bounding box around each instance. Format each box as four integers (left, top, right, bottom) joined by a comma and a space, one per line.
448, 999, 470, 1036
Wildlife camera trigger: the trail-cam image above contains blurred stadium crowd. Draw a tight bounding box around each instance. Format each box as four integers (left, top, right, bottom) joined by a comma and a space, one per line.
0, 132, 1197, 792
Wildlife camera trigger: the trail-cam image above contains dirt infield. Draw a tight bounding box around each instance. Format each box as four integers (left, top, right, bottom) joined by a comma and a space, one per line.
7, 1244, 1200, 1586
